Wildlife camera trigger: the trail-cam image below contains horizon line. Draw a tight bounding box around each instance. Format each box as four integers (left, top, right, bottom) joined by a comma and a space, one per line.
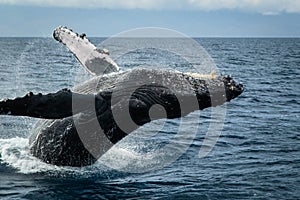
0, 36, 299, 39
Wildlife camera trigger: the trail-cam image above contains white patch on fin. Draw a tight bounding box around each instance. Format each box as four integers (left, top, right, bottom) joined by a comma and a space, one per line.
53, 26, 119, 75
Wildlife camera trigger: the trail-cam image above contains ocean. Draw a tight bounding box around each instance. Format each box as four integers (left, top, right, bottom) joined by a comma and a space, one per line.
0, 37, 299, 199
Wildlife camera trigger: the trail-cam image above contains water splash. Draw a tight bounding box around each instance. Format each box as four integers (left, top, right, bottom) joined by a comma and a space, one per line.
0, 137, 62, 174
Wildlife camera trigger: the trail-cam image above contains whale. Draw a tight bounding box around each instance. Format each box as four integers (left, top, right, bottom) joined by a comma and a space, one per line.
0, 27, 244, 167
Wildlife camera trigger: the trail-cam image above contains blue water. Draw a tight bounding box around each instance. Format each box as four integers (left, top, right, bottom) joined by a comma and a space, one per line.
0, 37, 299, 199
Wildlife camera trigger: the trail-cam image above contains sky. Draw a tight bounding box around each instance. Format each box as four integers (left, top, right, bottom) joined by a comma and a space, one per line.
0, 0, 299, 37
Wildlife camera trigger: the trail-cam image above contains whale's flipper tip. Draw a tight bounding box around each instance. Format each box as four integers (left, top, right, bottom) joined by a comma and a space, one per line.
53, 26, 119, 75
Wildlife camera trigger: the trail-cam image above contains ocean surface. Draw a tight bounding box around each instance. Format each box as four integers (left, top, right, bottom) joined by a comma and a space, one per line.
0, 37, 299, 199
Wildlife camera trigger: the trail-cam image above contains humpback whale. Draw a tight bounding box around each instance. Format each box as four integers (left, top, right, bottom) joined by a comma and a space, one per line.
0, 27, 243, 167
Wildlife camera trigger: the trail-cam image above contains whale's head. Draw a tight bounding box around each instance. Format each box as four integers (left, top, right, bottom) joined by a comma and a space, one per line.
182, 71, 244, 108
221, 75, 244, 101
186, 72, 243, 114
102, 68, 244, 139
113, 69, 244, 115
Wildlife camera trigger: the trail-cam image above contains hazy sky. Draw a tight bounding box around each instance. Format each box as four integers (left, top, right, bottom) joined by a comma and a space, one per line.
0, 0, 299, 37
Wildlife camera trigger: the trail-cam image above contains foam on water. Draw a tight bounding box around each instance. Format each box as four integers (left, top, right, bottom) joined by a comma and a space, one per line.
0, 137, 63, 174
0, 119, 190, 175
0, 136, 160, 175
0, 132, 157, 175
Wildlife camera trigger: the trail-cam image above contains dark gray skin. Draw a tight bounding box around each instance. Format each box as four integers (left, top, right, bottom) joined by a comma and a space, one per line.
0, 68, 243, 167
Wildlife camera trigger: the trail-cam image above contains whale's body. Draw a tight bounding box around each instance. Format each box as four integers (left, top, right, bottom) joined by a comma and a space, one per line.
0, 27, 244, 167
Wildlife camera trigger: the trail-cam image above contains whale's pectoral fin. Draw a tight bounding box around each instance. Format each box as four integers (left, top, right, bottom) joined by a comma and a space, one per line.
53, 26, 119, 75
0, 89, 97, 119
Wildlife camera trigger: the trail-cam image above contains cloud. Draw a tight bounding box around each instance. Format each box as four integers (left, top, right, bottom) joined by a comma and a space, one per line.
1, 0, 300, 13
